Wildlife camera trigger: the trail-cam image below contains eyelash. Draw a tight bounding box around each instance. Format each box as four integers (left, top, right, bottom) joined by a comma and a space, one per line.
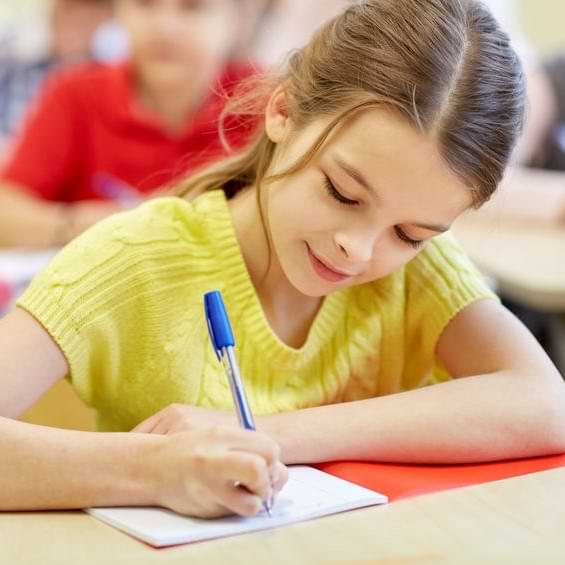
394, 226, 424, 249
324, 175, 359, 206
323, 175, 424, 250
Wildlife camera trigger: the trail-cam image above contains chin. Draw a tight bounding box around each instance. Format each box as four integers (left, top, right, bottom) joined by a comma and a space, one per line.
277, 248, 333, 298
286, 270, 335, 298
299, 284, 330, 298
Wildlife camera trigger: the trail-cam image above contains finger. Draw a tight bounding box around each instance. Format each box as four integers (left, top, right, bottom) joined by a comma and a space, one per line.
149, 418, 174, 435
131, 413, 162, 433
184, 491, 232, 520
173, 486, 232, 520
220, 452, 272, 502
210, 481, 263, 518
271, 461, 289, 494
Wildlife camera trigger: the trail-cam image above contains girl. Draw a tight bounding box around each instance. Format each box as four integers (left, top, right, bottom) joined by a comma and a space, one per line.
0, 0, 257, 248
2, 0, 565, 519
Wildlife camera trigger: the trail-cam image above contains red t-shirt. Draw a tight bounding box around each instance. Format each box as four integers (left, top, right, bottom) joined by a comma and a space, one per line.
0, 61, 257, 203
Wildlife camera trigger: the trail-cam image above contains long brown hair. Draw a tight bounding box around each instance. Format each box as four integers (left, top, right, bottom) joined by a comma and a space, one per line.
177, 0, 525, 208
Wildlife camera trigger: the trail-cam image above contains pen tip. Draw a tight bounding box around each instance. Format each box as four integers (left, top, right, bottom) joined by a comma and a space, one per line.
264, 501, 273, 517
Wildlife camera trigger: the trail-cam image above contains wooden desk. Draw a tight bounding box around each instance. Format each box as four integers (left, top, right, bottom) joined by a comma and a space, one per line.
2, 468, 564, 564
454, 215, 565, 312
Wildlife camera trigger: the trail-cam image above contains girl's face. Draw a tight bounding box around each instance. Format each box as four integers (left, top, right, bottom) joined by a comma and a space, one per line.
264, 101, 475, 298
117, 0, 236, 86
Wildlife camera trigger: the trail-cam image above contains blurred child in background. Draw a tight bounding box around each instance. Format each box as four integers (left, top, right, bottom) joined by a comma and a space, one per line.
0, 0, 259, 249
0, 0, 114, 143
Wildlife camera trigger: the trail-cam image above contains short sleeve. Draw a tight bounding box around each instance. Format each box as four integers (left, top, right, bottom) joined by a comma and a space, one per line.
0, 70, 81, 200
402, 233, 498, 388
15, 198, 192, 409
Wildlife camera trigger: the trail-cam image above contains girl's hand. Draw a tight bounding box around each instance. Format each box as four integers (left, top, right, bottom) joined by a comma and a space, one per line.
131, 404, 238, 435
154, 426, 288, 518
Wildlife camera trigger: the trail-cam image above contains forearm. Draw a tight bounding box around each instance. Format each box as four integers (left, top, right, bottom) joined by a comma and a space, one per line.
0, 184, 62, 248
264, 372, 565, 465
0, 417, 165, 511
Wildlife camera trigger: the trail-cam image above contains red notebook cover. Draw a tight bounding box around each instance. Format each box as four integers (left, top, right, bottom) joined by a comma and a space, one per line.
316, 453, 565, 502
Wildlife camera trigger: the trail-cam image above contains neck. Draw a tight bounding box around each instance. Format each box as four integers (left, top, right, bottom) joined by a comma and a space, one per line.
229, 186, 322, 317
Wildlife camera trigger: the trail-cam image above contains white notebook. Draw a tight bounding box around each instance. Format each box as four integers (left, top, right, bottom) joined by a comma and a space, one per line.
87, 466, 387, 547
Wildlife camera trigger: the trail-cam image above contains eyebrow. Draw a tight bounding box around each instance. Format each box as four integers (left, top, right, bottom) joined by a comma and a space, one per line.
334, 155, 376, 195
333, 155, 451, 233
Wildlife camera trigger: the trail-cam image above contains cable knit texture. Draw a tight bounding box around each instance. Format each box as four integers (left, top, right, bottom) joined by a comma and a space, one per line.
17, 190, 496, 431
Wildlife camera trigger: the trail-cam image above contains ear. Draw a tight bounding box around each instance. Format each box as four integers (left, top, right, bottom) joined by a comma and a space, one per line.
265, 85, 292, 144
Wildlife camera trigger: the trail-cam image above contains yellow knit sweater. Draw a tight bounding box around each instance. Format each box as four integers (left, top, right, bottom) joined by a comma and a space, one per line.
18, 190, 496, 431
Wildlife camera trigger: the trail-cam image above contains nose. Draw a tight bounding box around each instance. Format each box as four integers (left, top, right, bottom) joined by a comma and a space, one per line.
334, 226, 378, 264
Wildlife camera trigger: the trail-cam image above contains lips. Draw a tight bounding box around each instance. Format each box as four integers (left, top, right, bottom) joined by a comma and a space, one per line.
307, 244, 355, 283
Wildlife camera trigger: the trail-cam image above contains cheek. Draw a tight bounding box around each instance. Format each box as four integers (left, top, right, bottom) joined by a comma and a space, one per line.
267, 196, 303, 246
268, 180, 326, 236
360, 245, 422, 283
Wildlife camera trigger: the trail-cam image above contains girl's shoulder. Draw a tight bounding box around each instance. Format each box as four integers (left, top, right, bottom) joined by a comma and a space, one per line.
361, 233, 492, 305
405, 233, 482, 282
39, 60, 127, 95
88, 192, 225, 248
19, 193, 228, 303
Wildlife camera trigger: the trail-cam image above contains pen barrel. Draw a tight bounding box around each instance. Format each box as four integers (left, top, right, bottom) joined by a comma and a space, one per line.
223, 346, 256, 430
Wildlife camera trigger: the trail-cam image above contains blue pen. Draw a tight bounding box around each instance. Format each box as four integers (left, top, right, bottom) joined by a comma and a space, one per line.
204, 290, 273, 516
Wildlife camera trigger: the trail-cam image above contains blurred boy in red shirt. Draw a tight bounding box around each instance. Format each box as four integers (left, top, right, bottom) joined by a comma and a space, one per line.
0, 0, 258, 248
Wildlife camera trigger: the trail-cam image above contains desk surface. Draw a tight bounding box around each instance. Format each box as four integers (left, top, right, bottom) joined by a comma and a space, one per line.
454, 215, 565, 312
3, 467, 564, 565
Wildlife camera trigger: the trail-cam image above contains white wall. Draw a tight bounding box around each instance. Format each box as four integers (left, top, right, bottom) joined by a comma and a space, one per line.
0, 0, 47, 24
519, 0, 565, 55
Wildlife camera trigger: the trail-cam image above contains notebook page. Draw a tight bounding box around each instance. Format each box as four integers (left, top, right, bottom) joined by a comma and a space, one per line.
87, 465, 387, 547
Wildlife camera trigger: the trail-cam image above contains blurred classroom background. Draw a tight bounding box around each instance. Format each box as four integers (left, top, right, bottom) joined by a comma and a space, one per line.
1, 0, 564, 54
519, 0, 565, 54
0, 0, 564, 430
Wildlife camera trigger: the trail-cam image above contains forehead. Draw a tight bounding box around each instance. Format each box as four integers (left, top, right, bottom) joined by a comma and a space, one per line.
317, 108, 475, 215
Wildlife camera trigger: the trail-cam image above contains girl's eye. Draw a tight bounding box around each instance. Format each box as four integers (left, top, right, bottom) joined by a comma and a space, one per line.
324, 176, 359, 207
323, 174, 423, 249
394, 226, 424, 249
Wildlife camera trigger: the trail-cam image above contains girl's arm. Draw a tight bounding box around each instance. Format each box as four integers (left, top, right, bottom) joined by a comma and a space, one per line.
0, 308, 162, 510
263, 300, 565, 464
0, 416, 286, 517
0, 308, 68, 419
0, 309, 285, 517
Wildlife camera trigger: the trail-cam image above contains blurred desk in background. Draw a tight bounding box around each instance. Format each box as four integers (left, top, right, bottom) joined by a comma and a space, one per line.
454, 215, 565, 312
454, 215, 565, 373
